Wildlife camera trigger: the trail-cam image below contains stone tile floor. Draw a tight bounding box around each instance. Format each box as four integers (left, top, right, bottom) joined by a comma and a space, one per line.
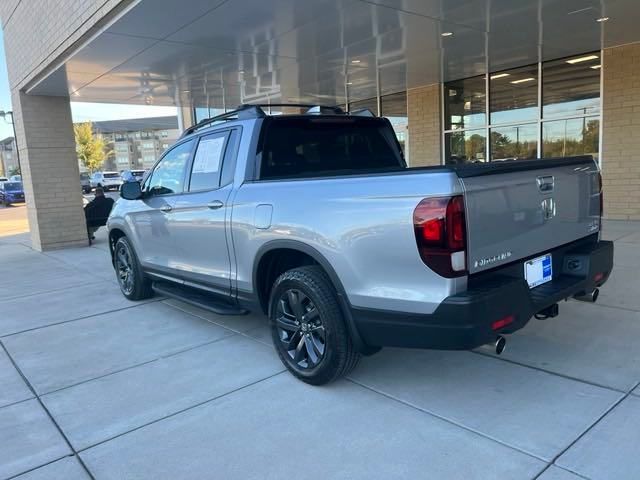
0, 220, 639, 479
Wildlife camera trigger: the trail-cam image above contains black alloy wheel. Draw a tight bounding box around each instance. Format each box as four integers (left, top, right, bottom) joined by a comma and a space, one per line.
275, 289, 326, 369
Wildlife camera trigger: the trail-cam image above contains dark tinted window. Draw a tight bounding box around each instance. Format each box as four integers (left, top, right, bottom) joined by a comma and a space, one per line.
260, 118, 403, 179
103, 173, 121, 179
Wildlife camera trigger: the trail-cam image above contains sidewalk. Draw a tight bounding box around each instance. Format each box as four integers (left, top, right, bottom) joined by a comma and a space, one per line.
0, 219, 639, 479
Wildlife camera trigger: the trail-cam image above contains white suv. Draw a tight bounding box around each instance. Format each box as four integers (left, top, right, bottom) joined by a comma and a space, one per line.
90, 171, 123, 191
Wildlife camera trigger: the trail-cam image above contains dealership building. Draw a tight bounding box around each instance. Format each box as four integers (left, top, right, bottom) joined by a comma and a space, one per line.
0, 0, 639, 250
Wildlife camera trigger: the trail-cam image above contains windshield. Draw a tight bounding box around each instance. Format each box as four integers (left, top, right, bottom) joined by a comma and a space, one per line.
80, 173, 90, 180
4, 182, 22, 191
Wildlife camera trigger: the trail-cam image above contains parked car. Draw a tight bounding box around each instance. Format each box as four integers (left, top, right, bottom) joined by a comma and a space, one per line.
90, 171, 123, 191
0, 176, 8, 183
108, 104, 613, 385
0, 181, 25, 206
80, 172, 91, 193
120, 169, 146, 183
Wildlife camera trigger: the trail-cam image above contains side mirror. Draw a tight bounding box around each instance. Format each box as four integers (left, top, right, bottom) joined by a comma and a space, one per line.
120, 181, 143, 200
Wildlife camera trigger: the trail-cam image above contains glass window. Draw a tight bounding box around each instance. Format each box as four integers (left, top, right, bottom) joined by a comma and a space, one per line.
491, 124, 538, 161
543, 53, 600, 119
445, 129, 486, 165
146, 140, 194, 196
444, 76, 486, 130
349, 98, 378, 115
260, 117, 403, 179
381, 92, 408, 156
542, 117, 599, 159
189, 132, 228, 191
490, 64, 538, 125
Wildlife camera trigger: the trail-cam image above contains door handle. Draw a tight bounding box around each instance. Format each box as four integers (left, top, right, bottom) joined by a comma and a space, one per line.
207, 200, 224, 210
160, 204, 172, 213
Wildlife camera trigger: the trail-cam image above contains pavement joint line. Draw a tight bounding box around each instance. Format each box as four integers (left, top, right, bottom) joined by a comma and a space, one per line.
5, 454, 77, 480
471, 349, 627, 394
0, 340, 97, 480
346, 377, 549, 464
161, 299, 271, 340
532, 380, 639, 480
0, 395, 37, 412
38, 332, 239, 397
0, 297, 166, 339
583, 301, 640, 315
0, 279, 107, 303
76, 370, 287, 454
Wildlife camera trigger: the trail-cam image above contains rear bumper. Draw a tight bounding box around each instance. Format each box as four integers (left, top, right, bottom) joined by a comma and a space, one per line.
352, 239, 613, 350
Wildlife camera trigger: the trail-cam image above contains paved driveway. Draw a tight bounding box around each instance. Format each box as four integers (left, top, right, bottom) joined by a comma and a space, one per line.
0, 221, 639, 479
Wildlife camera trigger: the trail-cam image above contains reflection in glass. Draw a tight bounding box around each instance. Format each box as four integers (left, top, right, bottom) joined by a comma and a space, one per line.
490, 64, 538, 125
543, 53, 600, 119
381, 92, 408, 156
542, 117, 599, 159
491, 124, 538, 161
444, 76, 486, 130
349, 98, 378, 115
445, 129, 486, 165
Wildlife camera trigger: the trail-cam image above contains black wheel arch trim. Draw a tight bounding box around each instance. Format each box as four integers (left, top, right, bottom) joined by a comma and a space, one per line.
250, 239, 372, 354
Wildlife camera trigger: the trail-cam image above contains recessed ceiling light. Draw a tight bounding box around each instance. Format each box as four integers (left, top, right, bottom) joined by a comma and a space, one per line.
441, 32, 454, 37
346, 82, 353, 85
351, 59, 361, 64
238, 70, 245, 73
510, 77, 535, 84
182, 90, 190, 93
490, 73, 510, 80
566, 54, 599, 64
591, 65, 602, 69
596, 16, 609, 22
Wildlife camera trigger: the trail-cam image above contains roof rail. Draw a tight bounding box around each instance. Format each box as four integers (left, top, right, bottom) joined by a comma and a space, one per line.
180, 105, 266, 138
180, 103, 346, 138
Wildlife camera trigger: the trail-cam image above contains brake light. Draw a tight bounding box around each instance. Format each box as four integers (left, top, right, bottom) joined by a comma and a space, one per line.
413, 195, 467, 278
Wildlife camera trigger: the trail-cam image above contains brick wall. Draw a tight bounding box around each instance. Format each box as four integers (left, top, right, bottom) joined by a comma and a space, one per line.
602, 43, 640, 220
1, 0, 128, 91
407, 84, 442, 167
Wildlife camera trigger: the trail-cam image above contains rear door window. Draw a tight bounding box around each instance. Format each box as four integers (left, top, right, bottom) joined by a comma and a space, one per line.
188, 132, 229, 192
259, 117, 403, 179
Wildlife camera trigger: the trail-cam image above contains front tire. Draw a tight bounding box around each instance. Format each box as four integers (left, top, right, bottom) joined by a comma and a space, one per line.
113, 236, 153, 300
269, 266, 360, 385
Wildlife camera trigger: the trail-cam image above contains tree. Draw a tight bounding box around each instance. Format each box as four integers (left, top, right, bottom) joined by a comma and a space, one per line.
74, 122, 111, 172
8, 166, 20, 177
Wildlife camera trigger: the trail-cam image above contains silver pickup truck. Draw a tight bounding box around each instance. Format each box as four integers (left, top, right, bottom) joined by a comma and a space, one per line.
108, 104, 613, 385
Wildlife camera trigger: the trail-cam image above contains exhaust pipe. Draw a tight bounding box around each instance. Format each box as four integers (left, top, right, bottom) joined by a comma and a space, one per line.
495, 336, 506, 355
574, 288, 599, 303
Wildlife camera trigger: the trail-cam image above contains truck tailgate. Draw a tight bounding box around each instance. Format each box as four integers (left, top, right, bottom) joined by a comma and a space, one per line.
455, 156, 601, 274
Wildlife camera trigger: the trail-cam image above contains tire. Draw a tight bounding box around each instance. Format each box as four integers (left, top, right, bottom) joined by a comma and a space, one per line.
269, 265, 360, 385
113, 236, 153, 300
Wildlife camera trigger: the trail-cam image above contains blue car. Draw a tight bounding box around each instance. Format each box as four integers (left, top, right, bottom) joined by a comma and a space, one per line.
0, 181, 25, 206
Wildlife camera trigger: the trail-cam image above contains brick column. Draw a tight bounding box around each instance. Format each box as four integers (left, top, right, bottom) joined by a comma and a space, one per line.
407, 84, 442, 167
602, 43, 640, 220
12, 92, 88, 250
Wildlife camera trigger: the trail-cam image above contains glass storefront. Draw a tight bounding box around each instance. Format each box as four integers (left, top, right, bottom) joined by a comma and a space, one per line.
443, 51, 601, 164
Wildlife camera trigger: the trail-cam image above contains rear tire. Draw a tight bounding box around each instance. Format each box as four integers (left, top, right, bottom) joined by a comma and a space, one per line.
269, 265, 360, 385
113, 236, 153, 300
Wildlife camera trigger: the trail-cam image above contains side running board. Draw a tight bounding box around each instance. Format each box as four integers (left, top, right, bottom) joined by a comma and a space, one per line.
152, 281, 248, 316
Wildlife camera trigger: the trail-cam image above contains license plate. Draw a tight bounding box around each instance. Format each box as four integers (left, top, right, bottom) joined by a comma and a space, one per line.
524, 254, 552, 289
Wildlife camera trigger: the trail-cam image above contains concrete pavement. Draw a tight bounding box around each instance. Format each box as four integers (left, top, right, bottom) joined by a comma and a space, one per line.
0, 218, 639, 479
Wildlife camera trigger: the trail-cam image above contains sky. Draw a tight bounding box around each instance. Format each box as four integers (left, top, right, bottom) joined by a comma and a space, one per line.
0, 27, 177, 141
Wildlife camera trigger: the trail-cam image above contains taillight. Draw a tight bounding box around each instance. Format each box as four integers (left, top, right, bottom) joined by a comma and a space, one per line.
413, 195, 467, 278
